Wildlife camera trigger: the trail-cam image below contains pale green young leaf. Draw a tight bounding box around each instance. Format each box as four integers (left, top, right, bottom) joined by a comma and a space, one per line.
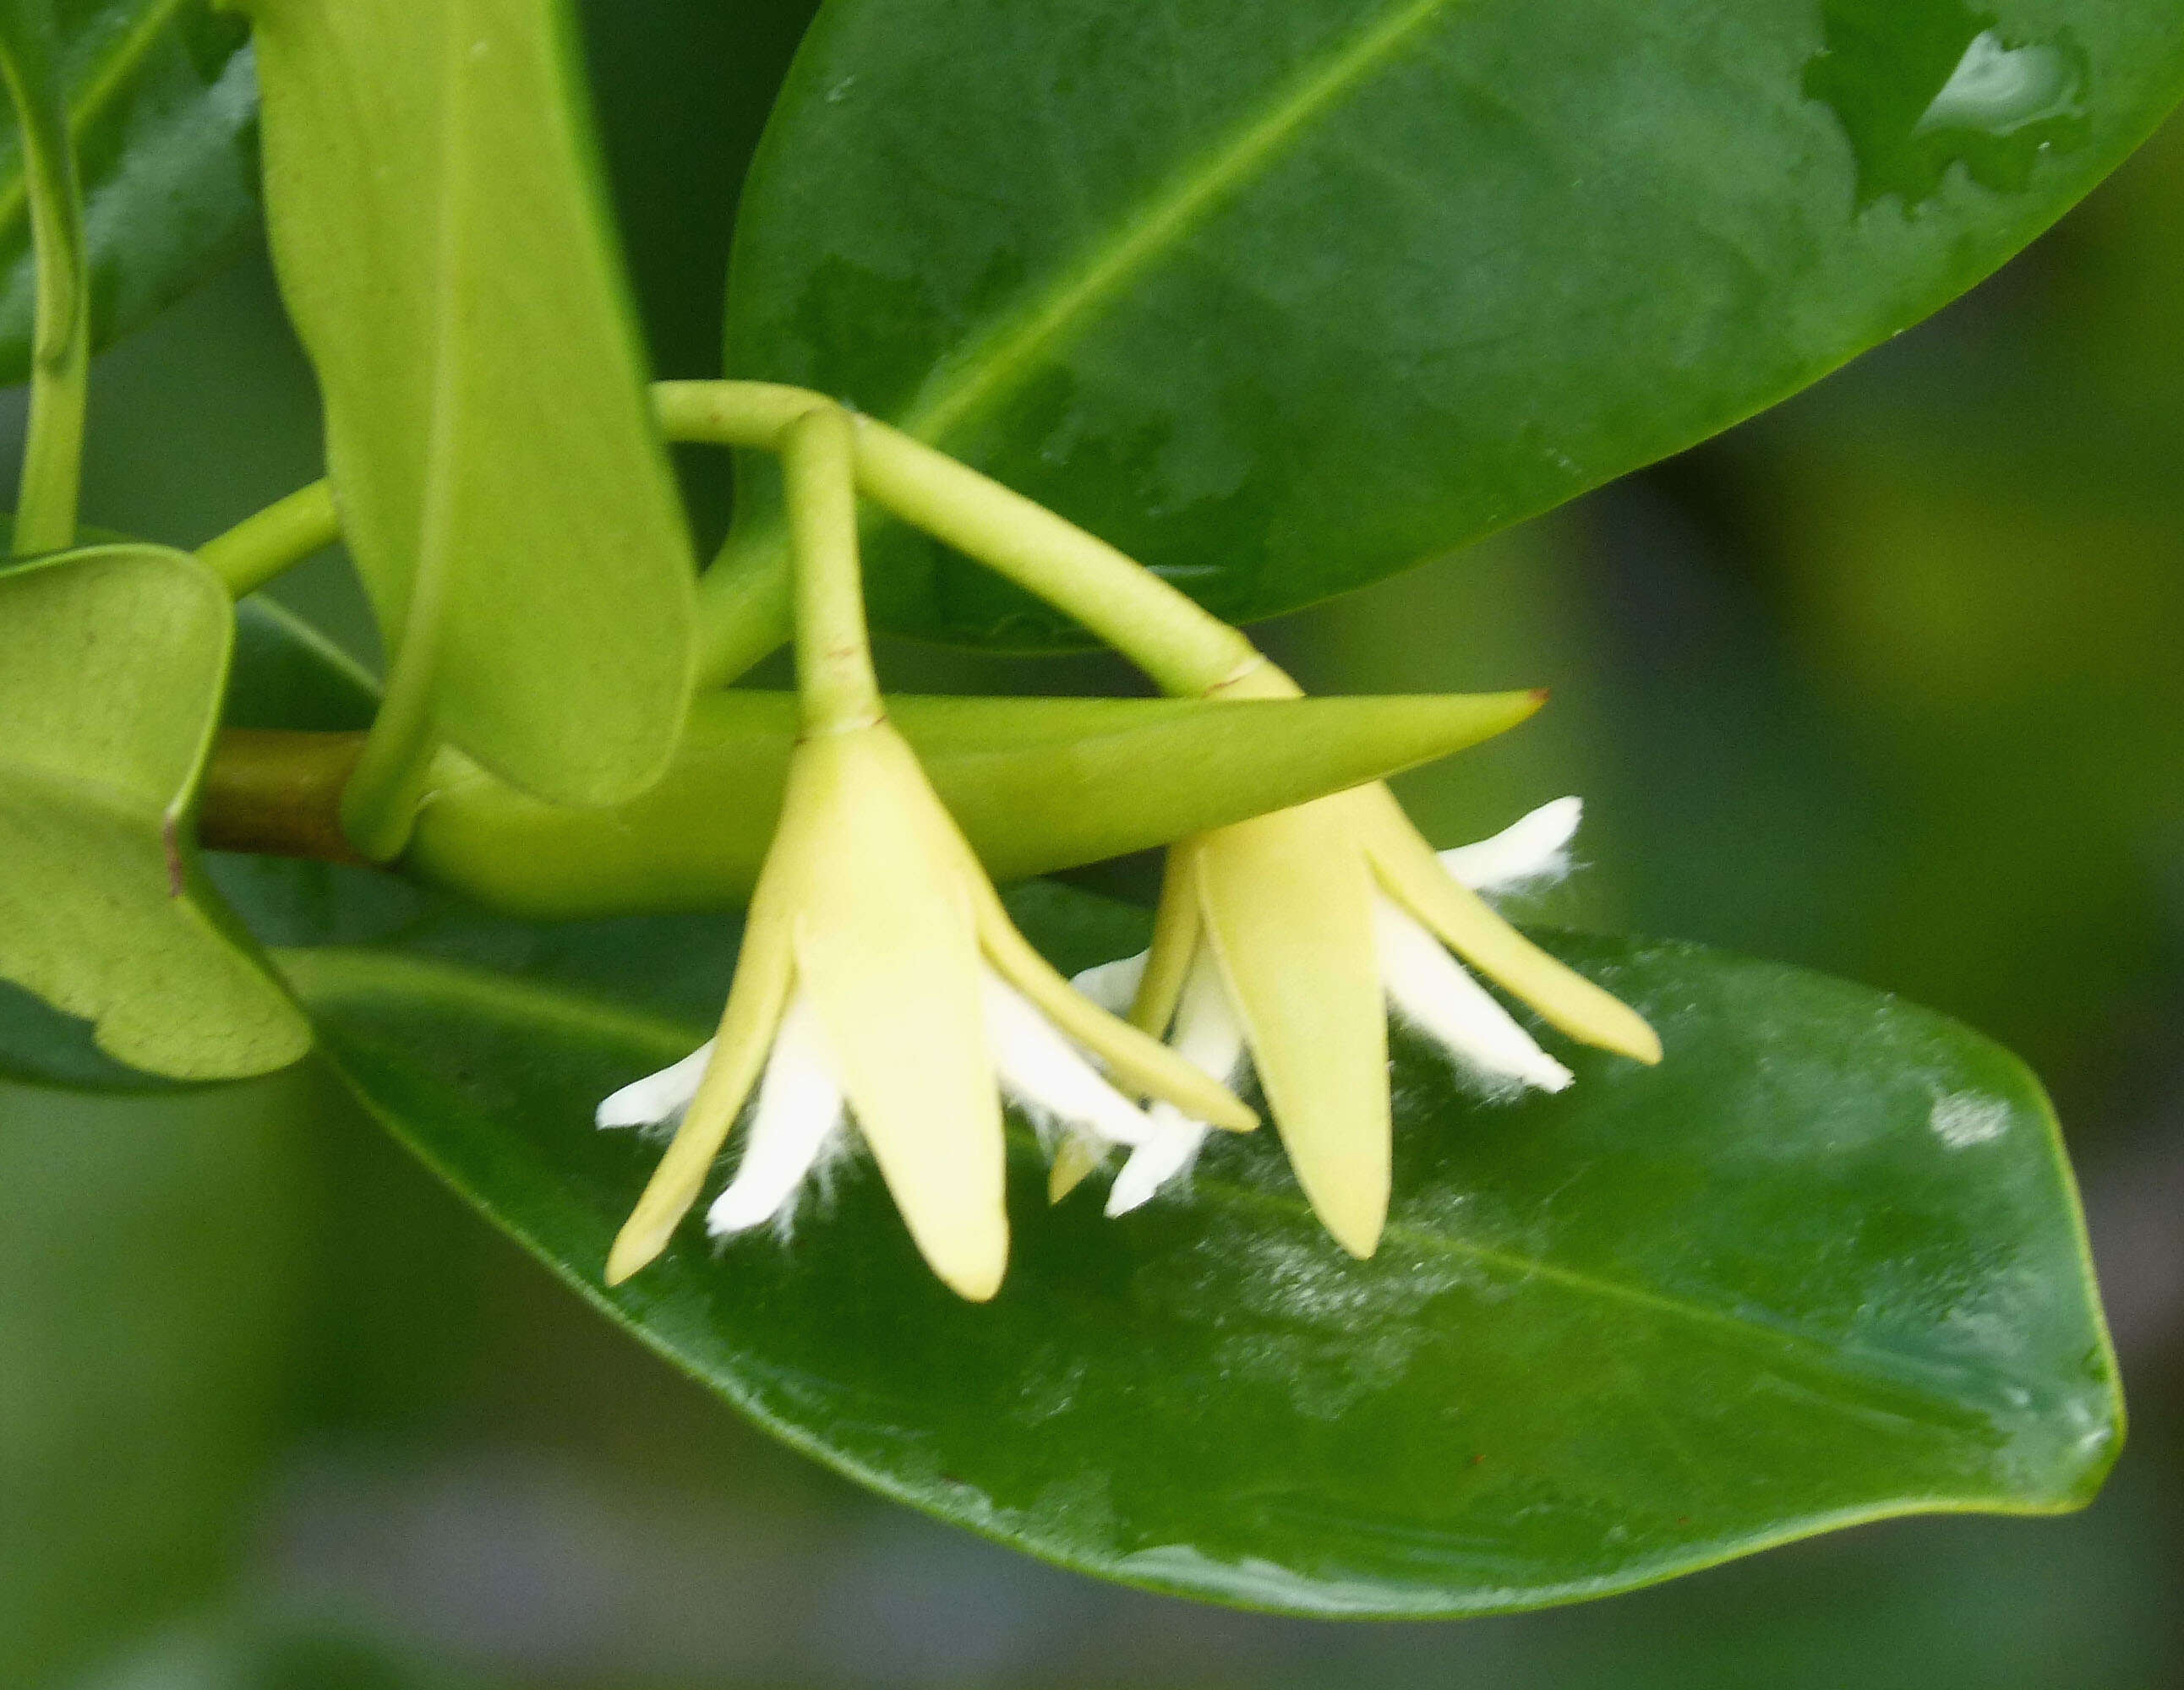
240, 0, 696, 848
0, 546, 310, 1079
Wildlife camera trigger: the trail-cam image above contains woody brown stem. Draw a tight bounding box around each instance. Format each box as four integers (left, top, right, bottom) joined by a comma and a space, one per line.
197, 729, 368, 864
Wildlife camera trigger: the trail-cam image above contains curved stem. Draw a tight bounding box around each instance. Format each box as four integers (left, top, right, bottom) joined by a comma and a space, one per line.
3, 43, 89, 555
652, 379, 823, 449
199, 480, 341, 595
849, 415, 1257, 696
693, 521, 794, 688
658, 380, 1259, 698
198, 729, 368, 863
781, 403, 882, 736
210, 381, 1253, 855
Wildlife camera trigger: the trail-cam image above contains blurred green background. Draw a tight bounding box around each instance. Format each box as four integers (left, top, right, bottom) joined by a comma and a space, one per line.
5, 6, 2183, 1685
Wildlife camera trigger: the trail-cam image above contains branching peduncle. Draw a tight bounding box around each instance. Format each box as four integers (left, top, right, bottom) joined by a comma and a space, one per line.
655, 380, 1261, 699
203, 379, 1267, 857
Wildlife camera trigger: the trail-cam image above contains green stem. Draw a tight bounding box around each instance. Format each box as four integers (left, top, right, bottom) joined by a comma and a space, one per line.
339, 687, 441, 863
657, 380, 1259, 697
3, 47, 89, 556
198, 480, 341, 595
694, 521, 795, 688
849, 416, 1257, 696
198, 729, 368, 863
781, 402, 882, 735
652, 379, 823, 447
207, 381, 1248, 853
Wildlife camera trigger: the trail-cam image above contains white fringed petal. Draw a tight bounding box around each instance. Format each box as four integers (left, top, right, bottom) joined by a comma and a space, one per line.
1069, 951, 1148, 1017
1105, 1109, 1211, 1215
1374, 897, 1573, 1093
596, 1039, 715, 1130
706, 995, 845, 1237
982, 972, 1154, 1149
1106, 948, 1246, 1217
1437, 796, 1581, 896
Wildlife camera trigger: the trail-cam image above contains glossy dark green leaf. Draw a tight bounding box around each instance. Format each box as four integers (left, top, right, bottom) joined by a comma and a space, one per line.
116, 559, 2119, 1614
241, 0, 696, 848
716, 0, 2184, 649
0, 0, 257, 385
0, 547, 310, 1079
269, 886, 2119, 1616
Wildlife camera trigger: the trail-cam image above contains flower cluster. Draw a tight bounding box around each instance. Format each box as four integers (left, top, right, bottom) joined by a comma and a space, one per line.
598, 390, 1659, 1299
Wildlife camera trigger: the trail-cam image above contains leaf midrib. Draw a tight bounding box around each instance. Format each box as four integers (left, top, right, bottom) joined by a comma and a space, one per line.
897, 0, 1465, 446
281, 943, 2002, 1417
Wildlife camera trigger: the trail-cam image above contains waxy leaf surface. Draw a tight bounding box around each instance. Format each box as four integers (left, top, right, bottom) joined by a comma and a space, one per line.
273, 897, 2119, 1616
0, 548, 308, 1080
0, 0, 257, 384
722, 0, 2184, 646
109, 591, 2118, 1615
242, 0, 695, 821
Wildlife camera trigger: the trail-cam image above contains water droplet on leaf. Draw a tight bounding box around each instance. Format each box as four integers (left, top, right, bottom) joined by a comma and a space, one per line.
1804, 1, 2090, 210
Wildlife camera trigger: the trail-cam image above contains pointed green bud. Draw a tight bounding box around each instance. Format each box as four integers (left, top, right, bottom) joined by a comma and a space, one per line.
406, 688, 1543, 919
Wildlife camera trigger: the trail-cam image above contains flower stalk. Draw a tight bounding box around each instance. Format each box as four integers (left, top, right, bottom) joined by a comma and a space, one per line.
602, 398, 1257, 1300
785, 406, 885, 735
2, 8, 90, 556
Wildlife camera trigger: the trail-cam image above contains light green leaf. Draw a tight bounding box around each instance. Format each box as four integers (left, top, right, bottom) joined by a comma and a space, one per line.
270, 885, 2120, 1617
0, 545, 310, 1079
241, 0, 696, 851
713, 0, 2184, 651
407, 686, 1543, 918
0, 0, 258, 387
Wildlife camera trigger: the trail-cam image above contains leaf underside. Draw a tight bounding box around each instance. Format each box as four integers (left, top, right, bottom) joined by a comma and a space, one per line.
243, 0, 696, 810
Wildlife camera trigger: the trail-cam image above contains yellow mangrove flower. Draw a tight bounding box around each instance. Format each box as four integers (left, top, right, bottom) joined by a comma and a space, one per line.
597, 404, 1253, 1300
1069, 663, 1659, 1259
